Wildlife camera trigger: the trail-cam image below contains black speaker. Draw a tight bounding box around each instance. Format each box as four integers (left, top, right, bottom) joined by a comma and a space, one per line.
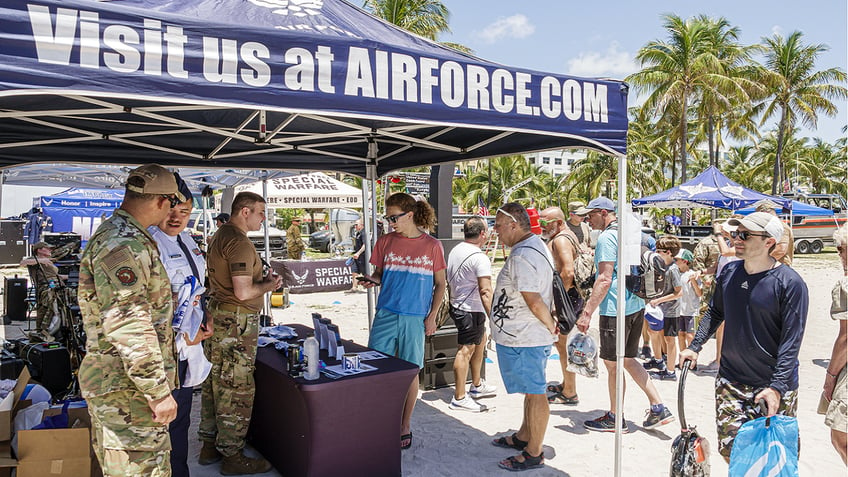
4, 276, 28, 321
0, 349, 25, 380
418, 326, 486, 390
19, 342, 72, 396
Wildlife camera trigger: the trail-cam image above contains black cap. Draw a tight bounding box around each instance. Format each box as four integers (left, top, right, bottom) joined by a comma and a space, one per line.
214, 213, 230, 222
173, 172, 193, 203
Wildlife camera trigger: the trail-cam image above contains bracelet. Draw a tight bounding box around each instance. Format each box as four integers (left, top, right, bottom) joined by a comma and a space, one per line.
827, 371, 839, 378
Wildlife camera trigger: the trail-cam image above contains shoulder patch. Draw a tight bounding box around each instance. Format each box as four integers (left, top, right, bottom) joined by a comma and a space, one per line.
115, 266, 138, 286
102, 246, 135, 271
230, 262, 247, 273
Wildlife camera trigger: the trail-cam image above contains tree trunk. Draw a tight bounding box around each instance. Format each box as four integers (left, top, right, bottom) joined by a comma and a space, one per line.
708, 115, 716, 167
772, 107, 789, 195
680, 95, 689, 184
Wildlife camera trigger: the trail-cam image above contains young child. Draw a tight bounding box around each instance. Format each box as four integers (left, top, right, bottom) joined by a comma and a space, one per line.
644, 235, 683, 381
674, 249, 702, 367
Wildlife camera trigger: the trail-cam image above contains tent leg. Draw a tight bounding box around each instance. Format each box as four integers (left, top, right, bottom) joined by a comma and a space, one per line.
364, 163, 379, 329
614, 155, 628, 477
261, 177, 272, 319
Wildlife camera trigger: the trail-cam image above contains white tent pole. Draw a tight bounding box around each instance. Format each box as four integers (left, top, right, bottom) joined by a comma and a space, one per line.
614, 155, 628, 477
262, 176, 272, 318
365, 163, 379, 328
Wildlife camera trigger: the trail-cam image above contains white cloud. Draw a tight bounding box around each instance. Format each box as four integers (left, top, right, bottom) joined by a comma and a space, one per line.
475, 14, 535, 44
566, 42, 638, 79
771, 25, 783, 37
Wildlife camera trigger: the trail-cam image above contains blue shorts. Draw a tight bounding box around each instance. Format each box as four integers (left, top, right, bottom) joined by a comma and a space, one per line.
496, 343, 551, 395
368, 308, 425, 368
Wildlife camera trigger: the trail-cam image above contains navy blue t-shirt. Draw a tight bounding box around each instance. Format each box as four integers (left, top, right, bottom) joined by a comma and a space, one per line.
690, 260, 808, 395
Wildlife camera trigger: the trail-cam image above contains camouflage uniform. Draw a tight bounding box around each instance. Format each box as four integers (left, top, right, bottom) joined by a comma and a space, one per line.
287, 222, 305, 259
199, 223, 264, 457
78, 209, 177, 477
692, 234, 720, 314
25, 259, 59, 333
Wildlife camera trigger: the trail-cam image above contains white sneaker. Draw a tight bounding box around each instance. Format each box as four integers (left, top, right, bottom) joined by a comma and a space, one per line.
449, 395, 488, 412
468, 380, 497, 399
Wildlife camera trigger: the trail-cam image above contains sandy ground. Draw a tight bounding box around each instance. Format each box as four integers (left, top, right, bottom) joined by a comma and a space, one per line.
1, 251, 844, 476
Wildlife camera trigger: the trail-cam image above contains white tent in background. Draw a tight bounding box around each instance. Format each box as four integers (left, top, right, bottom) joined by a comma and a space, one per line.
235, 172, 361, 209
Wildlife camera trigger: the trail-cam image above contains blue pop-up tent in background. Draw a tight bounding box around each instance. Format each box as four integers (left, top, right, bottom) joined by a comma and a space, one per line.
40, 188, 124, 242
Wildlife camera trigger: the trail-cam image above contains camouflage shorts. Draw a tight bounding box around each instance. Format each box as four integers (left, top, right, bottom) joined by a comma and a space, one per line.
714, 376, 798, 459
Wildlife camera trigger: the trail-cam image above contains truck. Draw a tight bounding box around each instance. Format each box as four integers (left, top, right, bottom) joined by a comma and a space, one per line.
188, 209, 287, 258
781, 193, 847, 254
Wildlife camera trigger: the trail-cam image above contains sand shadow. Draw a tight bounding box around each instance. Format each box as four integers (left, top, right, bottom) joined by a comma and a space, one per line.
409, 393, 572, 476
812, 358, 830, 370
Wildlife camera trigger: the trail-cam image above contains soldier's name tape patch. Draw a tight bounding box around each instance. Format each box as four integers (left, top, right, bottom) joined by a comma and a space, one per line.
115, 266, 138, 286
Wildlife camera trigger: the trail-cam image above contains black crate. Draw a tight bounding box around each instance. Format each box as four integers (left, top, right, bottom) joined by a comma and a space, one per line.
19, 341, 72, 396
0, 350, 25, 380
419, 326, 486, 390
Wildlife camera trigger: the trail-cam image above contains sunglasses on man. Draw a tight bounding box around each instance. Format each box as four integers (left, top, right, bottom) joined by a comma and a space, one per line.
729, 230, 768, 241
161, 195, 181, 208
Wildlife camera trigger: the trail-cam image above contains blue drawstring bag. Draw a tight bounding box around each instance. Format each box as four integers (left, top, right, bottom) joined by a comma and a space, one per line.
728, 414, 799, 477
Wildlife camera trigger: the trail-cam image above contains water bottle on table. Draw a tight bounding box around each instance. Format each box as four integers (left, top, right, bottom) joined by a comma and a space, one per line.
303, 334, 320, 380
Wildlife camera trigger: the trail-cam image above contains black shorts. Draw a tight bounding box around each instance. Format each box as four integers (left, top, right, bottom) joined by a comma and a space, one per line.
451, 309, 487, 346
599, 309, 644, 361
663, 316, 679, 337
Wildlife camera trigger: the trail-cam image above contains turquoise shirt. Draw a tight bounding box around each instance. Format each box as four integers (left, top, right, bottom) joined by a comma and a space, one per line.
595, 226, 645, 316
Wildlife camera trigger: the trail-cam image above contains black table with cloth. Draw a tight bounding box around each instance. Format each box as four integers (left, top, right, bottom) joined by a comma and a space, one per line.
248, 324, 419, 477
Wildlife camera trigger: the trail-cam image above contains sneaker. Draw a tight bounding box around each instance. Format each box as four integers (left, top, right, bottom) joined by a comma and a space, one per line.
643, 407, 676, 430
638, 346, 652, 360
583, 412, 629, 433
449, 395, 488, 412
649, 369, 678, 381
468, 380, 497, 399
642, 357, 665, 371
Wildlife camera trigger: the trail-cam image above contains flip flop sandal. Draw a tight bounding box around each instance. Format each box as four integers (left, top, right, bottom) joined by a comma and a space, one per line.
546, 383, 563, 394
400, 433, 412, 450
491, 432, 527, 451
498, 450, 545, 472
547, 392, 579, 405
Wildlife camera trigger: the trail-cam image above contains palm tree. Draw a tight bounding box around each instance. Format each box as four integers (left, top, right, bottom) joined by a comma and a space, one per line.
628, 14, 715, 185
455, 155, 542, 210
797, 138, 847, 196
363, 0, 450, 41
754, 31, 848, 194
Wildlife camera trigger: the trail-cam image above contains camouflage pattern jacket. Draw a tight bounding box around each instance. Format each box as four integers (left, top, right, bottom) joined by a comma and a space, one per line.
78, 209, 177, 402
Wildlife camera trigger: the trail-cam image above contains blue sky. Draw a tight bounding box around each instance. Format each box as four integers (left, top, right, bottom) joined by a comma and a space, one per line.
440, 0, 847, 144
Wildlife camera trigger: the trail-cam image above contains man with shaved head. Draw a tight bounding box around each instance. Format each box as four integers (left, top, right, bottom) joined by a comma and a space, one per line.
539, 206, 583, 406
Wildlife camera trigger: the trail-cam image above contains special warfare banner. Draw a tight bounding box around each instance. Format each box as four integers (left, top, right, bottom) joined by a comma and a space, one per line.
271, 258, 352, 294
0, 0, 627, 154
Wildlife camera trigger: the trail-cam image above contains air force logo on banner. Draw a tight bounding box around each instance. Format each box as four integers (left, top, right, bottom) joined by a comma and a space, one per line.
249, 0, 323, 16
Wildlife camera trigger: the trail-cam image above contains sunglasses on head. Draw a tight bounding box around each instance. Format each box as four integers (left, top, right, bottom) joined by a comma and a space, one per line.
496, 208, 518, 223
384, 212, 408, 224
730, 230, 768, 241
161, 195, 181, 208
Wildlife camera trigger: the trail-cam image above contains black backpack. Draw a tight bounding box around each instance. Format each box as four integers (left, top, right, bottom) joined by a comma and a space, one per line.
521, 246, 580, 334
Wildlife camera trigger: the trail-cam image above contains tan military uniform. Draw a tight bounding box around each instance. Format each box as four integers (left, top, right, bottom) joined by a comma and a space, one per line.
26, 258, 59, 334
286, 222, 305, 259
78, 209, 176, 477
778, 222, 794, 266
693, 234, 721, 314
200, 223, 263, 457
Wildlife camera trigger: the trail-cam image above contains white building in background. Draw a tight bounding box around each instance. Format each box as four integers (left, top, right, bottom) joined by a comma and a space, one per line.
524, 149, 587, 176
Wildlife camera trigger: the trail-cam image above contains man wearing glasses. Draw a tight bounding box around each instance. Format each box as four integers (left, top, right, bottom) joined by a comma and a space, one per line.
678, 212, 809, 462
489, 203, 556, 472
78, 164, 185, 476
575, 197, 674, 433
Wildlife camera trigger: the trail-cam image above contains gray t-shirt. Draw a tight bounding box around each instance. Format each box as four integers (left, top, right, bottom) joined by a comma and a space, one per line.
566, 220, 590, 247
491, 235, 556, 347
658, 262, 683, 318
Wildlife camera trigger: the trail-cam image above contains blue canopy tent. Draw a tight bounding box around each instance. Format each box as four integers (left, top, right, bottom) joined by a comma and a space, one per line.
737, 199, 834, 216
0, 0, 627, 176
632, 166, 792, 211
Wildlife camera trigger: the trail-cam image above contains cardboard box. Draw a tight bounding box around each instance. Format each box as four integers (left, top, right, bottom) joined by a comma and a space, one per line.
16, 427, 90, 477
0, 367, 35, 442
